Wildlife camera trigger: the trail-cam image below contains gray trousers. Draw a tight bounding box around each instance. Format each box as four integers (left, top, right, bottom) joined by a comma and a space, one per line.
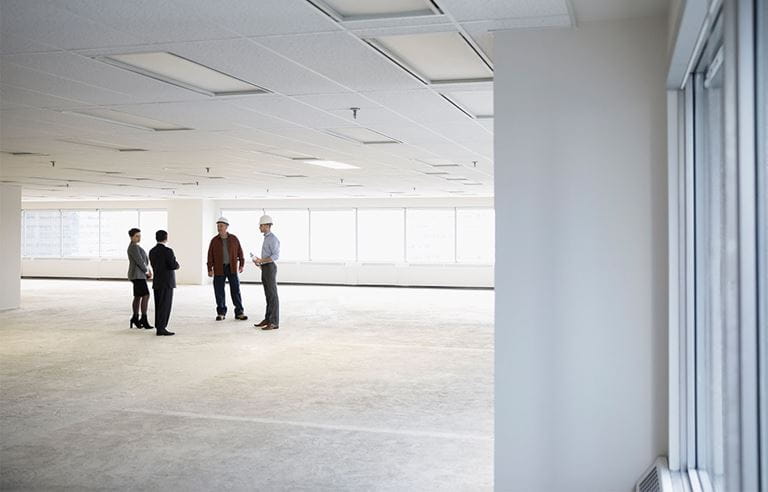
261, 263, 279, 325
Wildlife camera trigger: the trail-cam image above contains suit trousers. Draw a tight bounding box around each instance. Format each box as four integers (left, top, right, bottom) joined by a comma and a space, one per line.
261, 263, 279, 325
153, 287, 174, 331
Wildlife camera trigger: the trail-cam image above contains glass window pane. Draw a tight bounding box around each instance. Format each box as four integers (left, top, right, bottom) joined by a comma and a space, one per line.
220, 209, 263, 259
406, 209, 455, 263
139, 210, 168, 241
62, 211, 100, 257
23, 210, 61, 257
692, 16, 726, 480
357, 209, 404, 262
456, 209, 495, 264
20, 211, 24, 257
99, 210, 139, 258
264, 209, 309, 261
310, 210, 355, 261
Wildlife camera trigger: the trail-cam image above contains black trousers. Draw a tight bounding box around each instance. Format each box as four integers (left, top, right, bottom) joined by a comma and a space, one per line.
261, 263, 279, 325
153, 287, 174, 331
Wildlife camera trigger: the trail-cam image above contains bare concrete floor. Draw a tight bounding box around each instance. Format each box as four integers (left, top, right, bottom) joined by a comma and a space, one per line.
1, 279, 493, 491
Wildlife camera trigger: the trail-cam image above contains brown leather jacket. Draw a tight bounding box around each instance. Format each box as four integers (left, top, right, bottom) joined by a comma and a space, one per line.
207, 234, 245, 276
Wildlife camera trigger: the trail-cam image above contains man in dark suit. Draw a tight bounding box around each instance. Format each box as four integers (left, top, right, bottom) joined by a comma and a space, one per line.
148, 230, 179, 336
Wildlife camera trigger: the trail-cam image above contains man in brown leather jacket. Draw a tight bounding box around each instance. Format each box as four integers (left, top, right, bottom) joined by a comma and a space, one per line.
207, 217, 248, 321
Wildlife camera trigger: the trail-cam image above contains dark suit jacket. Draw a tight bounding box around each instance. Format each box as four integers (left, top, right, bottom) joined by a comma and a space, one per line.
149, 243, 179, 290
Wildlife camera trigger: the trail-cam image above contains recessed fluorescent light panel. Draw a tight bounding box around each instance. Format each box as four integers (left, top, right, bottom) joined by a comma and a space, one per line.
300, 158, 360, 170
59, 138, 145, 152
257, 149, 316, 160
97, 52, 269, 96
369, 32, 492, 83
63, 167, 125, 176
4, 151, 49, 156
65, 108, 192, 131
326, 127, 400, 144
310, 0, 440, 21
417, 158, 459, 167
443, 90, 493, 118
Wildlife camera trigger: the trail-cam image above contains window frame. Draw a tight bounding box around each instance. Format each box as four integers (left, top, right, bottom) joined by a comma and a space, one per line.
405, 207, 457, 264
455, 207, 496, 265
263, 208, 311, 262
667, 0, 763, 489
98, 209, 141, 259
61, 209, 101, 258
21, 209, 63, 259
308, 208, 357, 263
356, 207, 406, 264
20, 208, 167, 259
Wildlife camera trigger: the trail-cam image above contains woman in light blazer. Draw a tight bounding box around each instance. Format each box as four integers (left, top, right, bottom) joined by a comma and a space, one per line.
127, 228, 153, 329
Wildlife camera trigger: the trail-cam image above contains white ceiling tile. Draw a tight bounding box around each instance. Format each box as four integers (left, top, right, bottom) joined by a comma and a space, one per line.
168, 38, 346, 96
180, 0, 340, 37
438, 0, 569, 22
230, 95, 351, 129
0, 0, 523, 199
107, 101, 298, 131
2, 52, 210, 104
0, 0, 145, 51
0, 31, 59, 55
256, 32, 425, 91
0, 84, 95, 110
53, 0, 235, 45
361, 89, 469, 125
0, 63, 145, 106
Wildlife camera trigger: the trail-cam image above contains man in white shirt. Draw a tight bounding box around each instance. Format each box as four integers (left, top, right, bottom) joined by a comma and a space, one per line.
252, 215, 280, 330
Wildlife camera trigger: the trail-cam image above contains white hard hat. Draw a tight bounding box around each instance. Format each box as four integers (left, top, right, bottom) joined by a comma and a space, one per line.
259, 215, 273, 225
216, 216, 229, 225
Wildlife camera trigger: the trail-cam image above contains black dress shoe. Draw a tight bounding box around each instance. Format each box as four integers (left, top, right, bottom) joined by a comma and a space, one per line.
261, 324, 279, 330
216, 315, 225, 321
235, 314, 248, 320
156, 329, 175, 336
254, 319, 268, 327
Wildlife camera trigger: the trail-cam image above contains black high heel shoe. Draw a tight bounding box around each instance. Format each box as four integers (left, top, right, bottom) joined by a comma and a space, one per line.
130, 315, 141, 329
140, 314, 154, 330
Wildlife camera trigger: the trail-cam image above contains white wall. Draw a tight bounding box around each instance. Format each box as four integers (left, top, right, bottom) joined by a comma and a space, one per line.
167, 199, 216, 285
20, 197, 494, 288
494, 17, 668, 492
0, 184, 22, 310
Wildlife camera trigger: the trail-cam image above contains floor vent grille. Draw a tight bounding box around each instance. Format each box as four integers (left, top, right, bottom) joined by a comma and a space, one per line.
636, 457, 673, 492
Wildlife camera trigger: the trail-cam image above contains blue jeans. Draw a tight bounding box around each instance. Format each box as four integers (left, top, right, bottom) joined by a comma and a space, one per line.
213, 264, 244, 316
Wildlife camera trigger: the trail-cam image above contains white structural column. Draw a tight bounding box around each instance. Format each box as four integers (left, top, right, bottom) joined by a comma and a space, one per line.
0, 184, 22, 310
494, 18, 669, 492
166, 199, 217, 285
